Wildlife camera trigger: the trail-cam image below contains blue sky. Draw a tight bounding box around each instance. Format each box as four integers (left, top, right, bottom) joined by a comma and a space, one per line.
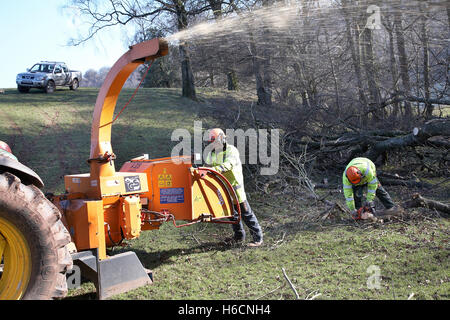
0, 0, 136, 88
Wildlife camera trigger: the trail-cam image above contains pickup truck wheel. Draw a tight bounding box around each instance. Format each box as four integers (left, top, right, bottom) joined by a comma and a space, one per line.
44, 81, 55, 94
17, 86, 30, 93
69, 79, 79, 90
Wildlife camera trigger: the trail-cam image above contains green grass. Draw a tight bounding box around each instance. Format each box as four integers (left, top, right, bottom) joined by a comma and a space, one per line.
0, 87, 202, 193
67, 193, 449, 300
0, 87, 448, 300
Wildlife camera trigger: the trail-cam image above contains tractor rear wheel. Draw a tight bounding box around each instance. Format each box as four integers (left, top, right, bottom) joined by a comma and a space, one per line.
0, 173, 72, 300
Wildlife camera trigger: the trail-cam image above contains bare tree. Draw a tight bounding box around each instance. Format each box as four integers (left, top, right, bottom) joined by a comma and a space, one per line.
341, 0, 369, 118
420, 8, 432, 118
382, 15, 400, 119
68, 0, 211, 99
393, 8, 413, 120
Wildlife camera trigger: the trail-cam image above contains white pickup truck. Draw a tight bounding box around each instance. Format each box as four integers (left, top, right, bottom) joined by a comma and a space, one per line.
16, 61, 82, 93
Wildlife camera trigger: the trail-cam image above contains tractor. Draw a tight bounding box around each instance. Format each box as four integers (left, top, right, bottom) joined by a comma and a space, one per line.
0, 38, 241, 300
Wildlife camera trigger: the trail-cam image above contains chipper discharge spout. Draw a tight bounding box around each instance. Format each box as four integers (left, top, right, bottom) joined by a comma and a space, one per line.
51, 38, 240, 299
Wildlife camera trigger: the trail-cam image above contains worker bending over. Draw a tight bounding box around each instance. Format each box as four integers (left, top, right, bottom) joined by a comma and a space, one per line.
205, 128, 263, 247
343, 157, 395, 219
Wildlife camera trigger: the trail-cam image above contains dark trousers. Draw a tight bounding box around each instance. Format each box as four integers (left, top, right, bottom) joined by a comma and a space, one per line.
353, 183, 395, 210
232, 200, 263, 242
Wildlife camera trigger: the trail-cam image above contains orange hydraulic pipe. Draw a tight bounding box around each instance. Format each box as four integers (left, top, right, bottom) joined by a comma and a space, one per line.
89, 38, 168, 182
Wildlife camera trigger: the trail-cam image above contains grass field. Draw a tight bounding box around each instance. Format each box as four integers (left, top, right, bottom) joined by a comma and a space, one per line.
0, 87, 448, 300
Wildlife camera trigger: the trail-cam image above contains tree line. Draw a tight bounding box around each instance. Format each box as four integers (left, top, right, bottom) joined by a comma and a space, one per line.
71, 0, 449, 116
70, 0, 449, 190
80, 66, 142, 88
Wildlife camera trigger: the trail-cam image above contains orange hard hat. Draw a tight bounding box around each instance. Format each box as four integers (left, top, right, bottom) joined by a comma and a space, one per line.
346, 166, 362, 184
208, 128, 226, 143
0, 141, 12, 153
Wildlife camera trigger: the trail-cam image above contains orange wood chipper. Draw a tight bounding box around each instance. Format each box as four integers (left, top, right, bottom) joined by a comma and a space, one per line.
54, 38, 241, 299
0, 38, 241, 300
55, 38, 242, 299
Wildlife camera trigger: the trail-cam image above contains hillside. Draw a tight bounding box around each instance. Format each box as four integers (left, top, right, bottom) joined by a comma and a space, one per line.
0, 87, 448, 300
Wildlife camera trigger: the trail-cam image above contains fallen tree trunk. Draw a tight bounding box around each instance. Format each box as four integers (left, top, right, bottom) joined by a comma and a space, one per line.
367, 119, 450, 161
403, 193, 450, 214
378, 177, 432, 189
426, 138, 450, 149
284, 120, 449, 161
377, 171, 409, 180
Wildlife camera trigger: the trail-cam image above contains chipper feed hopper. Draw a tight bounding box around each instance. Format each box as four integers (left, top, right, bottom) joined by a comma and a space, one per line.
0, 38, 240, 300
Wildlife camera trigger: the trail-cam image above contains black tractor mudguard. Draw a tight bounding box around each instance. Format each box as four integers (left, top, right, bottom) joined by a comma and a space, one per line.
0, 157, 44, 189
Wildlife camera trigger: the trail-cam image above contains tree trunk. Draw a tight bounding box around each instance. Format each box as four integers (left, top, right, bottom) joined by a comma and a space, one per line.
367, 119, 450, 160
342, 1, 368, 120
208, 0, 238, 91
292, 62, 311, 109
175, 0, 197, 100
261, 53, 272, 106
249, 29, 271, 106
208, 0, 223, 18
209, 70, 215, 87
361, 27, 383, 119
179, 44, 197, 100
232, 0, 272, 105
421, 13, 433, 119
447, 4, 450, 30
385, 22, 400, 118
261, 1, 272, 106
227, 70, 238, 90
403, 193, 450, 214
323, 23, 340, 112
247, 0, 273, 106
394, 11, 413, 120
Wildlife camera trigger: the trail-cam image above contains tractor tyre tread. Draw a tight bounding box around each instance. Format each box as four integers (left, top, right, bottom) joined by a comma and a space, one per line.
0, 172, 72, 300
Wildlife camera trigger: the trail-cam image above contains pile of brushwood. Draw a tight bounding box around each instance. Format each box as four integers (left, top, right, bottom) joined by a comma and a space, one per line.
200, 94, 449, 222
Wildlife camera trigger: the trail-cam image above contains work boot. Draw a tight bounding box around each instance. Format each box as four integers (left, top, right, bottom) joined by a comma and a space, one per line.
223, 236, 244, 245
247, 240, 263, 247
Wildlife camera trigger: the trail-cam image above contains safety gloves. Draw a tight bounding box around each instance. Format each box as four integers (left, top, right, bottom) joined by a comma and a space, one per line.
351, 202, 377, 221
365, 201, 376, 215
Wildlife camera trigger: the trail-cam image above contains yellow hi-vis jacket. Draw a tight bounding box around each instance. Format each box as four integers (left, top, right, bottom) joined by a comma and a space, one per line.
205, 144, 246, 203
342, 157, 378, 210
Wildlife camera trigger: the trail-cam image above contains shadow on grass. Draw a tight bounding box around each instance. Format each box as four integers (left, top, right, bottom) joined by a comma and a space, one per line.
63, 239, 241, 300
107, 239, 241, 271
64, 291, 98, 300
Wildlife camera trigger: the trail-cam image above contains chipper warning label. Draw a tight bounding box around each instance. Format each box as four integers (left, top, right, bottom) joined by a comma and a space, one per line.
158, 168, 173, 187
160, 188, 184, 204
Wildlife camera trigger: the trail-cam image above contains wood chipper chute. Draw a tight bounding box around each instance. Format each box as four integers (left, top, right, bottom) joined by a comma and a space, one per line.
46, 38, 241, 299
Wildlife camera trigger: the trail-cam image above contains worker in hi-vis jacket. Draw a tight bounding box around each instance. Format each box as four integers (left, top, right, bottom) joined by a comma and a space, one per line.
205, 128, 263, 247
343, 157, 395, 219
